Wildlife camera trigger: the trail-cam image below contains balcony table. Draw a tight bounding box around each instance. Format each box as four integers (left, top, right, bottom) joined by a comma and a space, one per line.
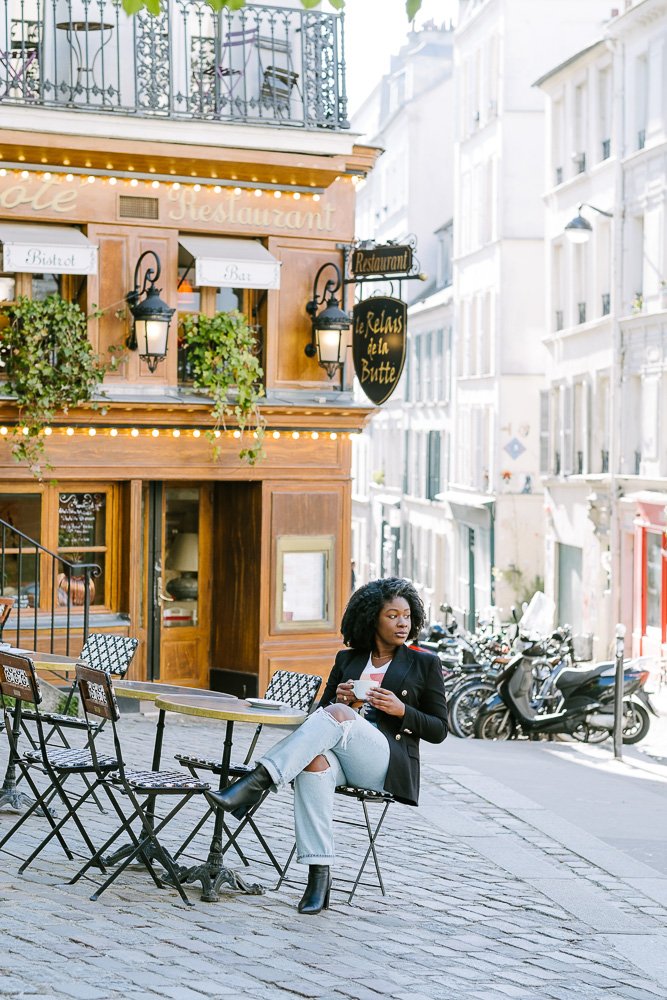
153, 692, 306, 902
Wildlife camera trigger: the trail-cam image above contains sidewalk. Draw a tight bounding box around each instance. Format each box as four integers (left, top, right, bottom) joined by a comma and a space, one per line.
1, 711, 666, 1000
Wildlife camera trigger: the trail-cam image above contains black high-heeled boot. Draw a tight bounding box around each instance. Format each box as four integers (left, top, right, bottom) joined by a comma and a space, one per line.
297, 865, 331, 914
207, 764, 273, 819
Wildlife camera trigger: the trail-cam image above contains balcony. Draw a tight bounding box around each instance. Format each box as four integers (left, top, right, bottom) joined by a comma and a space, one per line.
0, 0, 349, 131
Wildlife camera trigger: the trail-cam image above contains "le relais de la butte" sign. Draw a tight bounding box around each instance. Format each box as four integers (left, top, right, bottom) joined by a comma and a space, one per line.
352, 296, 407, 405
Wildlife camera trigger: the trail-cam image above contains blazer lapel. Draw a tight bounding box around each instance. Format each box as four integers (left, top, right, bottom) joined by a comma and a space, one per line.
344, 649, 370, 681
380, 643, 414, 692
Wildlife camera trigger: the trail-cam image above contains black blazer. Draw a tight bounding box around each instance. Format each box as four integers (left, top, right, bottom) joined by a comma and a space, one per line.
319, 643, 448, 806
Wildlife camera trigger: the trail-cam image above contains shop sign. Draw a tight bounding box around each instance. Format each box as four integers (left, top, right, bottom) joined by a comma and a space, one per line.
352, 296, 407, 405
1, 241, 97, 275
351, 244, 413, 277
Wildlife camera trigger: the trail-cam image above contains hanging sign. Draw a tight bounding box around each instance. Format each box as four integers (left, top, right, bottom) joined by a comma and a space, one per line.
352, 296, 407, 405
351, 244, 413, 277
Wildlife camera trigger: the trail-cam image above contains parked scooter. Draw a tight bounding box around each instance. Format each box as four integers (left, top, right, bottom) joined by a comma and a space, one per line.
474, 652, 652, 742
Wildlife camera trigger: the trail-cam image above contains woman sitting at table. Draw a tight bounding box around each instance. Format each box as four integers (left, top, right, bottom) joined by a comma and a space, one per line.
208, 577, 448, 915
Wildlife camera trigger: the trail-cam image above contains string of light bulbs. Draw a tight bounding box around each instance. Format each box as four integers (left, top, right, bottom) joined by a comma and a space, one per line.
0, 161, 335, 200
0, 425, 357, 441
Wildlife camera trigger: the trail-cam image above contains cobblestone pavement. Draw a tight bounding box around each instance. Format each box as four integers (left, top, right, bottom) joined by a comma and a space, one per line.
1, 710, 666, 1000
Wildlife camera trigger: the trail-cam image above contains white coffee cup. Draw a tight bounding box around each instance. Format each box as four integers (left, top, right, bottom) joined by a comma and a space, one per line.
352, 679, 376, 701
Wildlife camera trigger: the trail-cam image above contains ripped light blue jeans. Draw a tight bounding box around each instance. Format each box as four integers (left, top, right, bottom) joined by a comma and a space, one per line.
257, 707, 390, 866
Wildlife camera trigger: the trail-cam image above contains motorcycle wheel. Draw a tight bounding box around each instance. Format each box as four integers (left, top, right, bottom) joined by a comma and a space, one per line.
622, 702, 650, 744
448, 681, 496, 739
474, 707, 515, 741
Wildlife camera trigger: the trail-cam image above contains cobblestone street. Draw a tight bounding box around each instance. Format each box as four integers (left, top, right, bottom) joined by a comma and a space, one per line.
1, 709, 666, 1000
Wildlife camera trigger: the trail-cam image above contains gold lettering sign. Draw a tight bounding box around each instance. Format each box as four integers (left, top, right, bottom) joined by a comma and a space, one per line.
166, 188, 335, 234
351, 244, 413, 276
352, 296, 407, 406
0, 179, 77, 214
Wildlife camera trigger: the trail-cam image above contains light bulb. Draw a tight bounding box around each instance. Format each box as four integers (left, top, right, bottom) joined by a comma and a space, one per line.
108, 177, 117, 186
233, 430, 241, 439
172, 428, 180, 438
172, 182, 181, 190
274, 190, 282, 199
151, 180, 160, 189
65, 174, 74, 182
66, 427, 74, 436
330, 432, 337, 440
43, 427, 52, 436
312, 432, 319, 440
151, 428, 159, 437
254, 189, 262, 198
110, 428, 118, 437
87, 175, 95, 184
193, 183, 201, 192
293, 191, 301, 200
88, 428, 96, 436
0, 426, 7, 435
131, 428, 139, 437
272, 431, 281, 439
193, 429, 201, 438
292, 431, 300, 440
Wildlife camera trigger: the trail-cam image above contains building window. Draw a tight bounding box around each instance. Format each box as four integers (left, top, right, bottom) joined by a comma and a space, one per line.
426, 430, 442, 501
645, 532, 663, 630
539, 391, 550, 474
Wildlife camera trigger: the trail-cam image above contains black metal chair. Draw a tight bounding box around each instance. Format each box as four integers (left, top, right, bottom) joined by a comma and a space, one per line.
276, 785, 396, 903
20, 633, 139, 746
70, 663, 210, 907
0, 649, 117, 871
174, 669, 321, 872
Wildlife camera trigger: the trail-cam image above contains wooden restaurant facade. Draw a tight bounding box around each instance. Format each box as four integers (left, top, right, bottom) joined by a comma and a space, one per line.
0, 0, 377, 694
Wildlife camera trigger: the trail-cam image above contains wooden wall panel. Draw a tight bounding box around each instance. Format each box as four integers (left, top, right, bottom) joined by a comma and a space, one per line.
266, 239, 347, 389
211, 482, 263, 677
86, 224, 178, 386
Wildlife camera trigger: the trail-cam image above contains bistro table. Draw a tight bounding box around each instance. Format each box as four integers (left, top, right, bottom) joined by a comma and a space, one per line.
0, 646, 83, 813
154, 693, 306, 902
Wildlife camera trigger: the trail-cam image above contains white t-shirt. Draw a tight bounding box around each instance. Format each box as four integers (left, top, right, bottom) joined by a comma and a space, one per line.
357, 653, 391, 725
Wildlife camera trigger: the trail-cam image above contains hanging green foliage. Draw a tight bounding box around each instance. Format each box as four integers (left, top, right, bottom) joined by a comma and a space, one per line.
0, 295, 112, 477
121, 1, 420, 18
180, 309, 265, 465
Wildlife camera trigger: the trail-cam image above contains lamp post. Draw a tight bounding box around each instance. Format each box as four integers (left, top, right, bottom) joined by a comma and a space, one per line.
305, 262, 351, 382
126, 250, 175, 373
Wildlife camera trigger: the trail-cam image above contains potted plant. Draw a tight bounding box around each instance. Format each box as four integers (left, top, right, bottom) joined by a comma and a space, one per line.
179, 309, 265, 464
0, 293, 110, 476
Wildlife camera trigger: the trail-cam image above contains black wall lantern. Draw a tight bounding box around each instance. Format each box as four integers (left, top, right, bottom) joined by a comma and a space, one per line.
126, 250, 175, 373
305, 262, 351, 381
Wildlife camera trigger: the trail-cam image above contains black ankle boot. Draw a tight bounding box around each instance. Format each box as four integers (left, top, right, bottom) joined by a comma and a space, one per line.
297, 865, 331, 914
207, 764, 273, 819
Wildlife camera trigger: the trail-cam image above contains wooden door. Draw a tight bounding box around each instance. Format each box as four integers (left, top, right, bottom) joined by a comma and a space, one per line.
146, 482, 212, 688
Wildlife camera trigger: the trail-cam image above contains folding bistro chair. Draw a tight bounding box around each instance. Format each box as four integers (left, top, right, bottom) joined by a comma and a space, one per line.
174, 669, 321, 872
70, 664, 210, 907
20, 633, 138, 748
0, 649, 117, 871
276, 785, 396, 904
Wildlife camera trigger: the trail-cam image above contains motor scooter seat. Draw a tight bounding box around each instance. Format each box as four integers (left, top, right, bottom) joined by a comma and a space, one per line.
555, 663, 609, 690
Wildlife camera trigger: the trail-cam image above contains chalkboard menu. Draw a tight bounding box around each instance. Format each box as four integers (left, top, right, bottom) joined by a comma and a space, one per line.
58, 493, 105, 548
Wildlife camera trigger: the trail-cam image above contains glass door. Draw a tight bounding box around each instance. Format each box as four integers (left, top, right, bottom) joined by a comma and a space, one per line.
146, 483, 211, 688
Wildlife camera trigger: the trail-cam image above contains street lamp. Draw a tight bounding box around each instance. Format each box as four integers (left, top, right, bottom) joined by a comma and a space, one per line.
126, 250, 175, 373
305, 262, 351, 381
564, 202, 613, 244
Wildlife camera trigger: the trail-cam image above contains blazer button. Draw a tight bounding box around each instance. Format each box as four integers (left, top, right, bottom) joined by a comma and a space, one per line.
395, 734, 401, 741
401, 690, 408, 697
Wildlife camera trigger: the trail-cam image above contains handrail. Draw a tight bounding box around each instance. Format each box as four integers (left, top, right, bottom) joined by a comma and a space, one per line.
0, 517, 101, 655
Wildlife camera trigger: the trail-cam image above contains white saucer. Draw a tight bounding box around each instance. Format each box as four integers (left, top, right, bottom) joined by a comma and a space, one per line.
246, 697, 288, 710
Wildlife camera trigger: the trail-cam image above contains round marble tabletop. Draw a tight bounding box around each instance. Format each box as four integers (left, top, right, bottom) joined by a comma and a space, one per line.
154, 693, 307, 727
114, 680, 234, 703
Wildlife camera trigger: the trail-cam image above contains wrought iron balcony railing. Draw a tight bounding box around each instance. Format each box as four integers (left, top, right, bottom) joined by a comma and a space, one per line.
0, 0, 349, 130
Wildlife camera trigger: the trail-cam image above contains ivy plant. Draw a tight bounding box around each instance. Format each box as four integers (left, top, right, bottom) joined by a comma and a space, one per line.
180, 309, 265, 464
0, 294, 110, 477
122, 1, 423, 20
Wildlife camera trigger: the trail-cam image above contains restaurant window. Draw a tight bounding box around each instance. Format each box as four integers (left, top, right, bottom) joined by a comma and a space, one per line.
0, 484, 115, 611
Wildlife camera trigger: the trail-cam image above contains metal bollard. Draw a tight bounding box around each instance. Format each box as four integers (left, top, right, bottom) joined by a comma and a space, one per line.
613, 623, 626, 760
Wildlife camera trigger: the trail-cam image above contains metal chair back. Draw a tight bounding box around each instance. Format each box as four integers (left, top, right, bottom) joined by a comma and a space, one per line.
265, 670, 321, 713
79, 634, 139, 677
0, 648, 41, 707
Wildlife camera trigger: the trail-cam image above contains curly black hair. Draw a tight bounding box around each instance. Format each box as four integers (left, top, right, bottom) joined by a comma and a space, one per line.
340, 577, 425, 650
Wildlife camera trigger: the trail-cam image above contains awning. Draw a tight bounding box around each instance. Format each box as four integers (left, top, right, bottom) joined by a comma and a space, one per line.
179, 235, 281, 290
0, 223, 98, 275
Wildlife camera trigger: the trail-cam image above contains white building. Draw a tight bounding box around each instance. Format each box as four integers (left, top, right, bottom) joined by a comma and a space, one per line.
450, 0, 612, 626
537, 0, 667, 657
351, 22, 456, 618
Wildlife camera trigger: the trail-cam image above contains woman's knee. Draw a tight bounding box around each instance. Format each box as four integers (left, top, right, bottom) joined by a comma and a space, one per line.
303, 754, 330, 773
324, 703, 356, 723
